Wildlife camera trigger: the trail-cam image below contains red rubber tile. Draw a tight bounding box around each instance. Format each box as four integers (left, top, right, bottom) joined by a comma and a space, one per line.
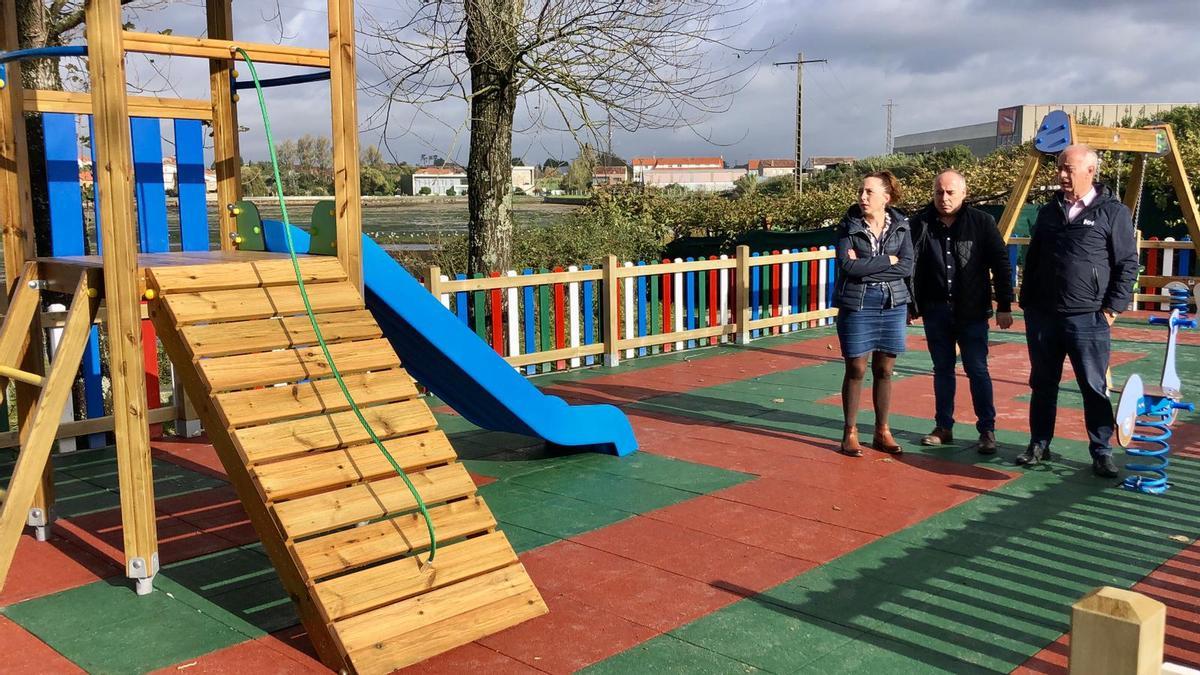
149, 635, 329, 675
151, 437, 227, 480
158, 488, 257, 547
404, 641, 546, 674
476, 591, 658, 674
469, 471, 497, 488
646, 495, 876, 564
0, 615, 85, 674
521, 540, 741, 632
571, 515, 815, 594
0, 530, 122, 606
1012, 634, 1068, 674
58, 510, 235, 567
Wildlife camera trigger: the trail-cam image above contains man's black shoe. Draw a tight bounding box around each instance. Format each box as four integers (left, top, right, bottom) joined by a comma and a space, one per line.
1016, 442, 1051, 465
1093, 455, 1119, 478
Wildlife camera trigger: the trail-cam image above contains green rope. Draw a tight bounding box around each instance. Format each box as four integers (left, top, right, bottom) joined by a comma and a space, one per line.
235, 48, 437, 567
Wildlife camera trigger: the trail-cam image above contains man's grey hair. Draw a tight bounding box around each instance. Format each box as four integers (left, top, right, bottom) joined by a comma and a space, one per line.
1056, 144, 1101, 171
933, 170, 967, 191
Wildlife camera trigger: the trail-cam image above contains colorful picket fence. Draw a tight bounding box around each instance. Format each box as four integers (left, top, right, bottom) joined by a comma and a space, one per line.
426, 246, 839, 373
1008, 234, 1199, 311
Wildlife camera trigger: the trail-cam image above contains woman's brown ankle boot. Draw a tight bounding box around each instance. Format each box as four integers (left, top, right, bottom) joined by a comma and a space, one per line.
872, 425, 903, 455
840, 426, 864, 457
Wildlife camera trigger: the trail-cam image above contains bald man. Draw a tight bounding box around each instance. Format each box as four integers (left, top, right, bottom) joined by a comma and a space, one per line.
1018, 144, 1138, 478
909, 171, 1013, 454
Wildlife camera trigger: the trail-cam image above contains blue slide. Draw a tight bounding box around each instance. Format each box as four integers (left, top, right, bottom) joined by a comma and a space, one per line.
264, 221, 637, 456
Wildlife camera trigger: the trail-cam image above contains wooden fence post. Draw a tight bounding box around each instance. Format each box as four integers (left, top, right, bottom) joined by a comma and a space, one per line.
1069, 586, 1165, 675
425, 266, 441, 296
735, 245, 752, 344
603, 255, 620, 367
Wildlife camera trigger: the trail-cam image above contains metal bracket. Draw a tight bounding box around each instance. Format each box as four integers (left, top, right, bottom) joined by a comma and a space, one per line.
127, 552, 160, 579
26, 507, 52, 542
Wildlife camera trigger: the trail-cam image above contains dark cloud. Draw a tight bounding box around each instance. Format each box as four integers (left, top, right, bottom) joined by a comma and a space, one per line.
120, 0, 1200, 166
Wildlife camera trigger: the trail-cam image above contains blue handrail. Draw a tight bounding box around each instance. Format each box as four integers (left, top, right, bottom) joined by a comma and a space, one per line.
0, 45, 87, 65
233, 70, 329, 90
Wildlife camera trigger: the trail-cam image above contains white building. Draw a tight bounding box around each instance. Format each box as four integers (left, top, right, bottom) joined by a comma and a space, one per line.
748, 159, 797, 179
631, 156, 723, 183
511, 165, 536, 193
411, 166, 469, 195
641, 167, 747, 192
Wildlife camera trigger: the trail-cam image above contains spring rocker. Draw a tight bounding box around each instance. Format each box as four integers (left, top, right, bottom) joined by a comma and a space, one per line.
0, 1, 547, 672
1112, 284, 1197, 494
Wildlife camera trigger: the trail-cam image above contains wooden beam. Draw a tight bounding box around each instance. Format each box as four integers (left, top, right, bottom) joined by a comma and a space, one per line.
85, 0, 159, 592
23, 89, 213, 120
123, 32, 330, 68
328, 0, 362, 290
0, 0, 53, 543
1072, 124, 1165, 154
206, 0, 241, 252
999, 146, 1042, 242
0, 405, 178, 450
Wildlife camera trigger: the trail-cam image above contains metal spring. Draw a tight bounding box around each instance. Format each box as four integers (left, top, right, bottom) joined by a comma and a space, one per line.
1122, 405, 1173, 495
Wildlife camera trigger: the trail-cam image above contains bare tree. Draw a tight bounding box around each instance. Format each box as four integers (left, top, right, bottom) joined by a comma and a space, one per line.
360, 0, 764, 274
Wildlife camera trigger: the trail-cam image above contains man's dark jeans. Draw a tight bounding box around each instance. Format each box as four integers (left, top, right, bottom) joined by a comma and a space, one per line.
1024, 307, 1114, 457
921, 302, 995, 434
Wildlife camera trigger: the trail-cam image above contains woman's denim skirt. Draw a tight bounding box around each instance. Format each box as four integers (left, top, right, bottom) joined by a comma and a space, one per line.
836, 284, 907, 358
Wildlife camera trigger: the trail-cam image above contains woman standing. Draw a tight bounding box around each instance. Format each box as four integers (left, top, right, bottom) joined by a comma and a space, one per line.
834, 171, 914, 457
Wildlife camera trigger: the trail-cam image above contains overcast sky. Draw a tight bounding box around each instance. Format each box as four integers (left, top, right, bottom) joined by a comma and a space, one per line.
123, 0, 1200, 167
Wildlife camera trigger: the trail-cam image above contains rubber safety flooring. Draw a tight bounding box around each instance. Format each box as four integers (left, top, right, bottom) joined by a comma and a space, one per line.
1, 312, 1200, 673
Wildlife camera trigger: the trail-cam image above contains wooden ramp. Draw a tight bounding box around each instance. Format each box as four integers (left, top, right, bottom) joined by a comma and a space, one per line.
146, 258, 547, 674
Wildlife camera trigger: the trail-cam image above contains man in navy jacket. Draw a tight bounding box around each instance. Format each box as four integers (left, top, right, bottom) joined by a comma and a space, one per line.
1017, 144, 1138, 477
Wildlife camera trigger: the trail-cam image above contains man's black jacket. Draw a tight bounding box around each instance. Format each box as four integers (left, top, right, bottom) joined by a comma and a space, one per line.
1018, 184, 1138, 314
909, 204, 1013, 320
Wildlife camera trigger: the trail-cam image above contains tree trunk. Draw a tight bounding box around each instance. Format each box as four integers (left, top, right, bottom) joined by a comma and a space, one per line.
465, 0, 521, 275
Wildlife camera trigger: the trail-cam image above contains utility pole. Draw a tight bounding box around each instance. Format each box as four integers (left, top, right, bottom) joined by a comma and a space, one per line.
884, 99, 897, 154
774, 52, 827, 194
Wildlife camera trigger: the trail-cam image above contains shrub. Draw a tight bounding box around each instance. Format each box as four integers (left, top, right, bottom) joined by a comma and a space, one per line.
418, 186, 432, 195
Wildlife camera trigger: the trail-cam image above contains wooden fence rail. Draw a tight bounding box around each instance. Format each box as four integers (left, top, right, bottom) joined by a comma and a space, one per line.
425, 245, 839, 372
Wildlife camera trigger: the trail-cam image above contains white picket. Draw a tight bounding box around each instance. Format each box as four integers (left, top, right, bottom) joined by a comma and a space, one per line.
568, 265, 581, 368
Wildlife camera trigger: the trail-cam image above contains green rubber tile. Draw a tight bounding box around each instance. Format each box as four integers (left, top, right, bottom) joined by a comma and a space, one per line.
583, 634, 762, 675
159, 546, 295, 635
499, 492, 632, 540
569, 452, 753, 493
495, 522, 558, 552
462, 451, 591, 481
509, 465, 695, 514
476, 482, 563, 517
759, 564, 934, 637
797, 632, 994, 674
3, 577, 254, 674
668, 598, 860, 672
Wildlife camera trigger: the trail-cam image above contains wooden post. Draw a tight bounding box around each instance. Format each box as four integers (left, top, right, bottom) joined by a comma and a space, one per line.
1069, 586, 1165, 675
425, 266, 441, 296
329, 0, 363, 291
998, 146, 1042, 242
735, 245, 752, 344
0, 0, 54, 541
1135, 229, 1144, 312
1158, 125, 1200, 250
1123, 153, 1146, 216
206, 0, 240, 251
85, 0, 159, 595
602, 255, 620, 367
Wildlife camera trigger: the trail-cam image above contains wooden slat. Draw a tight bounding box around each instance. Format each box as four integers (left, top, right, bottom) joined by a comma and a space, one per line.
182, 310, 381, 358
149, 258, 347, 294
163, 282, 362, 325
198, 337, 397, 392
123, 31, 331, 67
254, 430, 455, 501
315, 532, 517, 621
234, 399, 436, 465
22, 89, 213, 120
0, 403, 177, 449
440, 268, 604, 292
1073, 124, 1164, 154
335, 565, 547, 673
216, 368, 417, 428
293, 496, 496, 580
273, 463, 475, 539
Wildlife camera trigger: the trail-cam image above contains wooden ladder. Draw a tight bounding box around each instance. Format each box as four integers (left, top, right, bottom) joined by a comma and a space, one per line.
146, 257, 547, 674
0, 263, 100, 588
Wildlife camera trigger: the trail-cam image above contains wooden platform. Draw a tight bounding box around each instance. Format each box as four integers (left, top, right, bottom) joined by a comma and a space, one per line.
35, 251, 298, 298
144, 256, 548, 674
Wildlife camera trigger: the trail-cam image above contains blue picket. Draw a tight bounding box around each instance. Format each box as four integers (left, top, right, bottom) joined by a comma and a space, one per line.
87, 116, 102, 254
750, 252, 761, 338
825, 253, 836, 325
683, 257, 696, 348
582, 265, 595, 366
1008, 244, 1020, 290
173, 119, 209, 251
522, 269, 536, 374
455, 273, 469, 326
636, 261, 648, 357
130, 117, 170, 253
44, 113, 105, 447
790, 258, 800, 329
1179, 237, 1192, 277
